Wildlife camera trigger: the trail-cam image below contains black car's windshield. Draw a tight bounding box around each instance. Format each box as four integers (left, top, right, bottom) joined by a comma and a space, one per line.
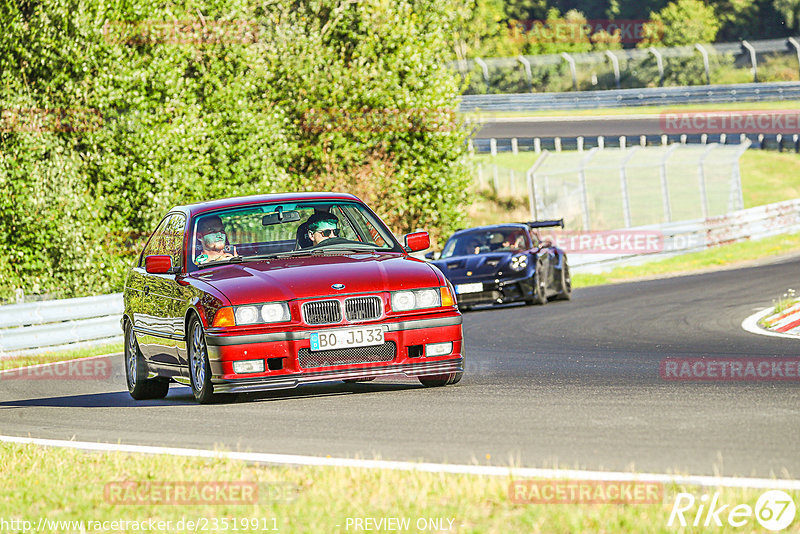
441, 227, 530, 259
190, 200, 400, 271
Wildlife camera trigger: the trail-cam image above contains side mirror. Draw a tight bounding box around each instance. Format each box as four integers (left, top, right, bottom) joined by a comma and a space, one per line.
424, 251, 441, 260
424, 252, 434, 259
145, 255, 173, 274
404, 231, 430, 253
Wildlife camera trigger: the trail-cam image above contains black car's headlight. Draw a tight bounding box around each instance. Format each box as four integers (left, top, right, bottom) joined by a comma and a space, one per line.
233, 302, 291, 325
510, 254, 528, 272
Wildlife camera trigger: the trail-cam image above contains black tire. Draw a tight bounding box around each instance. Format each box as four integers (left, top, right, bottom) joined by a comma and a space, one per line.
554, 263, 572, 301
124, 321, 169, 400
525, 267, 547, 306
188, 316, 216, 404
418, 352, 464, 387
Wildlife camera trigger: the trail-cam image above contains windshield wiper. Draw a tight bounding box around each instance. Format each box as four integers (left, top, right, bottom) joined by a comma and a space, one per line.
196, 256, 244, 269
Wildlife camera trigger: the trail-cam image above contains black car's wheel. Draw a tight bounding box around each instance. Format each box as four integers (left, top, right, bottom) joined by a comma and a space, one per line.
554, 263, 572, 301
124, 321, 169, 400
526, 268, 547, 306
188, 317, 216, 404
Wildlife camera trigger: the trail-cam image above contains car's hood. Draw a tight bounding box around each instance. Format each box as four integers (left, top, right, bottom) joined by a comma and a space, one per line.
189, 253, 441, 304
433, 252, 517, 280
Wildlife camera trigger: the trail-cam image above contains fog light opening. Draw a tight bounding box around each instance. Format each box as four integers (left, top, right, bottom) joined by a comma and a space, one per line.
267, 357, 285, 371
408, 345, 424, 358
425, 342, 453, 357
232, 359, 265, 374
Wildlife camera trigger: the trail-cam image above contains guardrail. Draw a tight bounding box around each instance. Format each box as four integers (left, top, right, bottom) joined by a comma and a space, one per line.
459, 81, 800, 112
568, 199, 800, 273
0, 294, 123, 356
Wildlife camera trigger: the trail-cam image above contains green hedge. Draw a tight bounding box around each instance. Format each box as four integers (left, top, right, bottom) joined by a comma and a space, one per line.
0, 0, 472, 302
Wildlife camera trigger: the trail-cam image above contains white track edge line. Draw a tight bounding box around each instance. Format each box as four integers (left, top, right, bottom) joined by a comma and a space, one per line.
741, 307, 800, 339
2, 435, 799, 490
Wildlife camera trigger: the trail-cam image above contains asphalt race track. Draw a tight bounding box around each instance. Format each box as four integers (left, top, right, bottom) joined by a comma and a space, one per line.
2, 257, 799, 479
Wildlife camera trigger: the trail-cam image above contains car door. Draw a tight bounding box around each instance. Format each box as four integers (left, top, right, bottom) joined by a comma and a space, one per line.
134, 213, 188, 368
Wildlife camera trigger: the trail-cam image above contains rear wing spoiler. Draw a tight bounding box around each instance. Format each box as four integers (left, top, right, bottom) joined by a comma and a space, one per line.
524, 219, 564, 229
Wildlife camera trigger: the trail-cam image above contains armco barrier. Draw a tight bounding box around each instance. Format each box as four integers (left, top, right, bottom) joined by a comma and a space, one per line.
569, 198, 800, 272
0, 294, 123, 356
459, 82, 800, 112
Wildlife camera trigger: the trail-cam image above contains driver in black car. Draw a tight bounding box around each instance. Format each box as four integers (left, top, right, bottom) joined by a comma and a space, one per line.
306, 212, 343, 246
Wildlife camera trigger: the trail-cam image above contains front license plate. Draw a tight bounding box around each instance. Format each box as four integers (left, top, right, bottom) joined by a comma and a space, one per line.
309, 326, 385, 351
456, 282, 483, 294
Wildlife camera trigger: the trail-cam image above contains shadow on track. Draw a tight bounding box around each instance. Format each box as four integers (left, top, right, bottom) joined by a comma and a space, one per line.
0, 381, 424, 408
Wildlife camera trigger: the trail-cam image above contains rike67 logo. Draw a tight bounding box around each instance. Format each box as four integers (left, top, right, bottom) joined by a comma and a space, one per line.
668, 490, 796, 531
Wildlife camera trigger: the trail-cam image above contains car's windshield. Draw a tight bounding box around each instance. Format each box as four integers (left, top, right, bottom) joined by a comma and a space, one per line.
189, 200, 400, 270
440, 227, 530, 259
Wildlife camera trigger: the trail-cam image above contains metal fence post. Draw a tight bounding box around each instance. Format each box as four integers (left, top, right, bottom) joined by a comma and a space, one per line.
474, 57, 490, 91
561, 52, 578, 91
729, 139, 751, 211
741, 40, 758, 83
697, 143, 718, 218
511, 137, 518, 154
527, 151, 550, 221
619, 146, 640, 228
648, 47, 665, 86
517, 55, 533, 92
605, 51, 621, 89
789, 37, 800, 78
534, 138, 541, 153
490, 138, 497, 156
578, 148, 599, 230
660, 144, 680, 223
694, 44, 711, 85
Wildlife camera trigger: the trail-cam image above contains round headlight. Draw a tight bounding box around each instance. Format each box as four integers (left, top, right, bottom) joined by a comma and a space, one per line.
510, 254, 528, 271
391, 291, 416, 311
415, 289, 440, 309
234, 306, 259, 325
261, 303, 288, 323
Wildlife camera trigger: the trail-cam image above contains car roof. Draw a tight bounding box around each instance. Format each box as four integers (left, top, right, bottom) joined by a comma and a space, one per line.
449, 223, 530, 238
168, 192, 361, 218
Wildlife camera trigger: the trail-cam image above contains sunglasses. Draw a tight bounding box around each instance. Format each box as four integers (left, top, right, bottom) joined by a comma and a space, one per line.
313, 229, 339, 237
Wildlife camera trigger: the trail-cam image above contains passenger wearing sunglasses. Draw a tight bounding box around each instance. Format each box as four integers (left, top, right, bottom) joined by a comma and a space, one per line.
195, 215, 236, 265
306, 212, 342, 247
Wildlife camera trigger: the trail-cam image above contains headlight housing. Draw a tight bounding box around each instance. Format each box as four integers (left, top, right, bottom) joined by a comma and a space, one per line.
390, 288, 441, 312
231, 302, 291, 325
510, 254, 528, 272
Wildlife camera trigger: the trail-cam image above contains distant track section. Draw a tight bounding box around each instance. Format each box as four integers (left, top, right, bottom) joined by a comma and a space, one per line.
459, 82, 800, 112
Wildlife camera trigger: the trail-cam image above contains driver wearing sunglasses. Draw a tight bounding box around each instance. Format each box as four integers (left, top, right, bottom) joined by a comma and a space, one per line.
306, 212, 341, 246
195, 215, 236, 265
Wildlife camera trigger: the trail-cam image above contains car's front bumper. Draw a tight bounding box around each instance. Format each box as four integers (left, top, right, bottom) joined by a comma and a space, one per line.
203, 314, 463, 393
453, 276, 533, 306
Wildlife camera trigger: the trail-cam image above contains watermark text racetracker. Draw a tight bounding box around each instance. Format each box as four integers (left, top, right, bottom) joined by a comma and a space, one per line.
661, 357, 800, 381
661, 110, 800, 134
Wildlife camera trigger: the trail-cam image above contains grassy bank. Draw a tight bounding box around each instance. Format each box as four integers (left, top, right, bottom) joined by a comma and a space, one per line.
2, 442, 796, 533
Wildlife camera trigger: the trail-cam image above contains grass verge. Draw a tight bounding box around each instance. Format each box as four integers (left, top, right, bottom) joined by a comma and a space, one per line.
2, 442, 797, 533
572, 232, 800, 288
0, 342, 123, 370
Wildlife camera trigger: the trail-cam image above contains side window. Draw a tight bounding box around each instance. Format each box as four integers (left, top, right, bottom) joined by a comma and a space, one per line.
139, 216, 171, 267
139, 214, 186, 269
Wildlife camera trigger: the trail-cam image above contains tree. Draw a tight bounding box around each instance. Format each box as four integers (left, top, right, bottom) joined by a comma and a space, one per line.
641, 0, 720, 46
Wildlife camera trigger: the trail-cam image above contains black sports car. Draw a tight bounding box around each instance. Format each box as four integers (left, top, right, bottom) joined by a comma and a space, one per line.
426, 221, 571, 309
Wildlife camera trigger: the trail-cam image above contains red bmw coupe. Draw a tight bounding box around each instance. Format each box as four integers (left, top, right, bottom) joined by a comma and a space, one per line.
122, 193, 464, 403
